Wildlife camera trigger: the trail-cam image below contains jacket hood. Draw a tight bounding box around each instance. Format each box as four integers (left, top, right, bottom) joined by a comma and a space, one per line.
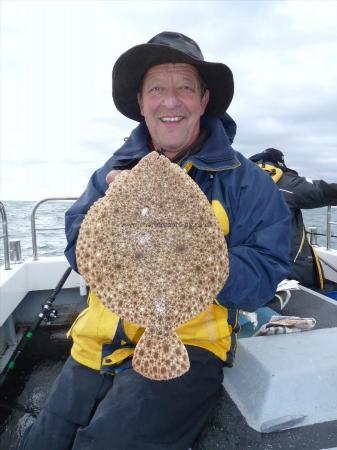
110, 114, 239, 171
220, 113, 237, 145
250, 148, 298, 175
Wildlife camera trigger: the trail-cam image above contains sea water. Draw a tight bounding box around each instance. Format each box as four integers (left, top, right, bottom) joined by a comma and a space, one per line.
0, 201, 336, 266
0, 200, 74, 265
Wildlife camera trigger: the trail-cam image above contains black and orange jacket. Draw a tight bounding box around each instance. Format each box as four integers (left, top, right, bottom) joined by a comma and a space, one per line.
277, 170, 337, 288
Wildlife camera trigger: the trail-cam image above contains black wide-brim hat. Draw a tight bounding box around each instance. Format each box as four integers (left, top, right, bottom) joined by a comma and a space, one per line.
112, 31, 234, 122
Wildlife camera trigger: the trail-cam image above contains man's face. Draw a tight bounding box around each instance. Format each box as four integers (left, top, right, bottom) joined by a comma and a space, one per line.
137, 63, 209, 159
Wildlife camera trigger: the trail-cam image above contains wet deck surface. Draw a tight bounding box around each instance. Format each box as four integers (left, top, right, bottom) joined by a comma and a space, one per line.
1, 328, 337, 450
0, 328, 70, 449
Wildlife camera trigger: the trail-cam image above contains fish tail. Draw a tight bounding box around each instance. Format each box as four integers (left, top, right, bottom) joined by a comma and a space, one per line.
132, 329, 190, 380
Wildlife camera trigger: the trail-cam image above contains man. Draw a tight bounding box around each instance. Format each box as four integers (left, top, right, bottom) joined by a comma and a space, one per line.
21, 32, 290, 450
250, 147, 337, 289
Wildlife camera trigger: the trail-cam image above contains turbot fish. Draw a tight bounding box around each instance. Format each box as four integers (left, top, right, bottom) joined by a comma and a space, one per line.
76, 151, 229, 380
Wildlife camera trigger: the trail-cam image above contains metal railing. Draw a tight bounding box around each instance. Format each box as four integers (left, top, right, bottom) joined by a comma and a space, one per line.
31, 198, 78, 260
307, 206, 337, 249
307, 227, 318, 246
0, 202, 10, 270
326, 205, 337, 250
3, 199, 337, 266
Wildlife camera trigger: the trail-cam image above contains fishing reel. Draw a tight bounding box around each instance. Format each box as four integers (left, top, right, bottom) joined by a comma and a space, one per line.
40, 303, 58, 323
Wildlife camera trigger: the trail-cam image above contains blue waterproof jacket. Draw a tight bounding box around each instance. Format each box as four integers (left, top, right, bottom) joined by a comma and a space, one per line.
65, 115, 291, 313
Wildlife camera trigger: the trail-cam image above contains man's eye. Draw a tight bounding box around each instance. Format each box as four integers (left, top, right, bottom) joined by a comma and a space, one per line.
149, 86, 163, 93
179, 85, 195, 92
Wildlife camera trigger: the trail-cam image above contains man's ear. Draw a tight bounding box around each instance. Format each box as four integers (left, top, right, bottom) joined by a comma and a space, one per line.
137, 93, 144, 116
201, 89, 210, 114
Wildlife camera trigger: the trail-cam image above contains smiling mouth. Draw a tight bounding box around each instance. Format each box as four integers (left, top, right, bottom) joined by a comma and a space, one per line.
159, 116, 184, 123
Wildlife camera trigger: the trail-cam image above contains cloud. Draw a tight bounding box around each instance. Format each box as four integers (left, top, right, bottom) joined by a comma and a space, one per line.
1, 0, 337, 199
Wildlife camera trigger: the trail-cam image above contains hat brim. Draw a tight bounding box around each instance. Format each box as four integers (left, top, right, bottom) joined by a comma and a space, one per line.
112, 43, 234, 122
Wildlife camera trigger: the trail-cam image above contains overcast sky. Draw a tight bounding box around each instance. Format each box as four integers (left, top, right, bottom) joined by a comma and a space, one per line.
1, 0, 337, 201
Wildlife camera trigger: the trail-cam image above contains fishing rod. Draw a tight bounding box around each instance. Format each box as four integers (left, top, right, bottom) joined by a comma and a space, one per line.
0, 266, 72, 387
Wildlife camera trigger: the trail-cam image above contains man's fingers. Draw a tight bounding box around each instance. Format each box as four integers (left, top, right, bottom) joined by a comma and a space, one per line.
106, 169, 130, 184
106, 170, 120, 184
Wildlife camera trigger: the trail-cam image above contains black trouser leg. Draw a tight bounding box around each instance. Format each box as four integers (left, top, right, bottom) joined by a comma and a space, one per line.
72, 347, 224, 450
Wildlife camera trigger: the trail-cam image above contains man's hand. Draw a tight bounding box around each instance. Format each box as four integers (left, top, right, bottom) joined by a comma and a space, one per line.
106, 169, 130, 184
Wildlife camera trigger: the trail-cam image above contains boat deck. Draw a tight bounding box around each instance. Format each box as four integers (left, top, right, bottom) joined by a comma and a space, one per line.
0, 328, 69, 449
1, 204, 337, 448
1, 325, 337, 449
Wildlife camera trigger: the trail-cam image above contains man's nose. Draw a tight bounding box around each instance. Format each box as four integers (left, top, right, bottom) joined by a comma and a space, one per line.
161, 87, 182, 108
